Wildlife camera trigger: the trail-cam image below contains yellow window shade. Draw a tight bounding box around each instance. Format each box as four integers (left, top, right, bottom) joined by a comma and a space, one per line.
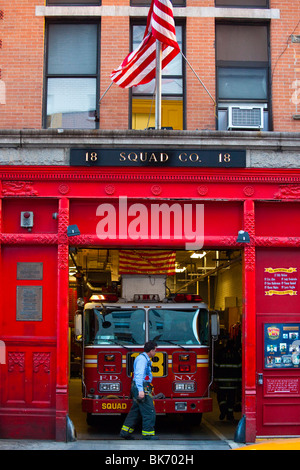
132, 98, 183, 130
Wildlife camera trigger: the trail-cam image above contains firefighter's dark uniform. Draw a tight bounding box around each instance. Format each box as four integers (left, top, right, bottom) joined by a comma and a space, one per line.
120, 352, 157, 440
214, 340, 242, 421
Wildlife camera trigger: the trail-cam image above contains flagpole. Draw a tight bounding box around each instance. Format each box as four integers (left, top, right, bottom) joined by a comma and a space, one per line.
155, 40, 162, 130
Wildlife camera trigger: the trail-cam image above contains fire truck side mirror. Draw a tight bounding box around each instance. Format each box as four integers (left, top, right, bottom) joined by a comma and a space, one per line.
75, 313, 83, 342
210, 312, 220, 338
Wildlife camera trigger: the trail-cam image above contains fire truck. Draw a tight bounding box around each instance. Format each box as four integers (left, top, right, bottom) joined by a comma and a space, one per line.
75, 278, 219, 426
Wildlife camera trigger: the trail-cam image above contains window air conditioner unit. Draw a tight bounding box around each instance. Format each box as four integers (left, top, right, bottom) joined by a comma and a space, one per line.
227, 105, 264, 130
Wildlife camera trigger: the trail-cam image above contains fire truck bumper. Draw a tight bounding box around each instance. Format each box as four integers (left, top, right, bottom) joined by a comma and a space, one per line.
83, 398, 132, 414
83, 397, 212, 414
155, 397, 212, 414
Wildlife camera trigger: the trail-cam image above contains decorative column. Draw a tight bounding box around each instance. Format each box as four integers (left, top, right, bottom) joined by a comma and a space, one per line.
243, 198, 256, 442
0, 191, 3, 371
56, 197, 70, 441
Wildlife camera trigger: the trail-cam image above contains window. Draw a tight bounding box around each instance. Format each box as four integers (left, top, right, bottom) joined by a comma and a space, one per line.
215, 0, 268, 7
131, 0, 185, 5
131, 24, 184, 130
216, 24, 270, 130
47, 0, 101, 5
218, 68, 268, 100
45, 23, 99, 129
148, 308, 208, 345
84, 308, 146, 345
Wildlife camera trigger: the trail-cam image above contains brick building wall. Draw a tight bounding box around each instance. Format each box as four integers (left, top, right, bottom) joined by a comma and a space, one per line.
0, 0, 299, 132
99, 13, 130, 130
186, 16, 216, 131
270, 0, 300, 131
0, 0, 44, 129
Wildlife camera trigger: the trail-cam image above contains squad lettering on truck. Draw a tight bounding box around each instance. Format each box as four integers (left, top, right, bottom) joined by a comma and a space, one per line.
102, 403, 127, 410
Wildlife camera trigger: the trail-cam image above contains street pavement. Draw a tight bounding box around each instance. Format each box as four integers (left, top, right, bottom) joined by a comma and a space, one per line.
0, 437, 239, 450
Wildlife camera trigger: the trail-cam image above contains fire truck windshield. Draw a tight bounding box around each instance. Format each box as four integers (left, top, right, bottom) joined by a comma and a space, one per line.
149, 308, 208, 346
84, 308, 145, 345
84, 306, 209, 347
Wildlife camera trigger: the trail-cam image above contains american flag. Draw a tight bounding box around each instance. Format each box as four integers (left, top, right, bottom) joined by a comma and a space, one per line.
111, 0, 180, 89
119, 250, 176, 276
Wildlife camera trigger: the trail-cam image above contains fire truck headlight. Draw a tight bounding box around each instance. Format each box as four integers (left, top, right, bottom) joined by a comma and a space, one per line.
99, 382, 121, 392
173, 382, 196, 392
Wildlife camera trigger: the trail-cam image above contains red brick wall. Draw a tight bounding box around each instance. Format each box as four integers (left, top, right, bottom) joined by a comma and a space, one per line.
0, 0, 299, 132
185, 0, 216, 131
99, 14, 130, 130
270, 0, 300, 131
0, 0, 45, 129
185, 18, 216, 130
99, 0, 130, 130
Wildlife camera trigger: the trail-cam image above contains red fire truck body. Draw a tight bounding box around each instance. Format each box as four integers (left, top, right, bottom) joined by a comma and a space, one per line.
80, 297, 215, 422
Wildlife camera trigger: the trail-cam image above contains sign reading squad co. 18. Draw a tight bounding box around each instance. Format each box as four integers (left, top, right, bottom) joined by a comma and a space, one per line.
70, 148, 246, 168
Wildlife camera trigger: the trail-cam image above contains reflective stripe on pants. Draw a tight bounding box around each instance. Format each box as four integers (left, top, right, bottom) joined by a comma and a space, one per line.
121, 382, 156, 435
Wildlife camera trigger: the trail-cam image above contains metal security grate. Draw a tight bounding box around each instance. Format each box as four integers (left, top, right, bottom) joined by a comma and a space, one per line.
231, 107, 262, 128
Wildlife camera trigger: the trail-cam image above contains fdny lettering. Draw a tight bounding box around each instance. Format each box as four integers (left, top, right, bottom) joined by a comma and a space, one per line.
174, 375, 195, 380
99, 375, 119, 381
102, 403, 127, 410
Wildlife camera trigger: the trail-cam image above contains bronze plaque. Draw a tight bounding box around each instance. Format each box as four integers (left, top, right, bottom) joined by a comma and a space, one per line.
16, 286, 43, 321
17, 262, 43, 280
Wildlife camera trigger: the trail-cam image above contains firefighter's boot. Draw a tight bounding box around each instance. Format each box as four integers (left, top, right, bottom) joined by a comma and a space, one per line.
142, 435, 159, 440
120, 425, 135, 439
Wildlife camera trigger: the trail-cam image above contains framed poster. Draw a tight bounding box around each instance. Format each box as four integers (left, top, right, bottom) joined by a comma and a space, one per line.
264, 323, 300, 369
16, 286, 43, 321
17, 262, 43, 280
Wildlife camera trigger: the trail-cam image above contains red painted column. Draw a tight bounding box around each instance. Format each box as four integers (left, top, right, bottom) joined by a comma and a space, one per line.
243, 199, 257, 442
56, 197, 69, 441
0, 192, 3, 377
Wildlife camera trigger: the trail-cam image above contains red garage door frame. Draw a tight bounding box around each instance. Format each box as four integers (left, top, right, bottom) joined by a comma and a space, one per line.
0, 166, 300, 442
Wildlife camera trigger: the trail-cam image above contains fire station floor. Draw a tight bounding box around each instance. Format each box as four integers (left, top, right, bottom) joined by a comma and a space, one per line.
68, 379, 241, 443
67, 379, 241, 449
0, 379, 242, 450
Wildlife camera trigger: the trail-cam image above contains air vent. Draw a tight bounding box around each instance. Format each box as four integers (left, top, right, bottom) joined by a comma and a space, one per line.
228, 105, 264, 130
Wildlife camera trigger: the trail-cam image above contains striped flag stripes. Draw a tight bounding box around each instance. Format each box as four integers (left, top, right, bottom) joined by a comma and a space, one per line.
111, 0, 180, 89
119, 250, 176, 275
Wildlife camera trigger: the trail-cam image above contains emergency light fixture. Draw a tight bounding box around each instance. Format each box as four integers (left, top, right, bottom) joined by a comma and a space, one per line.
190, 251, 206, 259
236, 230, 250, 243
67, 224, 80, 236
175, 266, 186, 273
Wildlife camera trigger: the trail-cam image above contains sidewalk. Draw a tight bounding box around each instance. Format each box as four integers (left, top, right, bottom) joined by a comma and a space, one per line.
0, 438, 237, 451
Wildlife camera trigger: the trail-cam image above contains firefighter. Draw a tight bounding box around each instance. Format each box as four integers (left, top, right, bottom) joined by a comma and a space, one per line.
214, 339, 242, 421
120, 340, 158, 440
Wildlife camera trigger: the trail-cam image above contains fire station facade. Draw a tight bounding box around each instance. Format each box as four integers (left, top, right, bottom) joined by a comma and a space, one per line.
0, 0, 300, 443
